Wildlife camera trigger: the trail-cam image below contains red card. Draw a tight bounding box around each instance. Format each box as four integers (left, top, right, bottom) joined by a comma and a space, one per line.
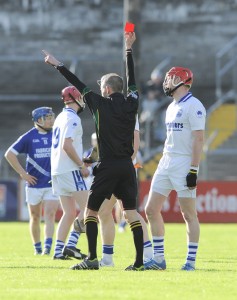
125, 22, 135, 32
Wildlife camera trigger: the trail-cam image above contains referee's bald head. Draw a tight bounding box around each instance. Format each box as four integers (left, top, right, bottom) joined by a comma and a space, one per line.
100, 73, 123, 93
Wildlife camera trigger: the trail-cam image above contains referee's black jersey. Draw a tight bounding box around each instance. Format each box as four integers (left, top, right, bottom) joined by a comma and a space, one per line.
58, 50, 139, 160
84, 90, 138, 160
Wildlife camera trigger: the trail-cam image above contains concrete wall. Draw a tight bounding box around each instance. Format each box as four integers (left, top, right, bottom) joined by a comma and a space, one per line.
0, 1, 237, 99
1, 0, 237, 153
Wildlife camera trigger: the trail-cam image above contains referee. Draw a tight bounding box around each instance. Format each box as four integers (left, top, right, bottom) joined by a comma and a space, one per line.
43, 32, 144, 271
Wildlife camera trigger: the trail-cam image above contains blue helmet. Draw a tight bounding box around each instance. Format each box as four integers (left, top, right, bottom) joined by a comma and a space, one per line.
32, 107, 54, 122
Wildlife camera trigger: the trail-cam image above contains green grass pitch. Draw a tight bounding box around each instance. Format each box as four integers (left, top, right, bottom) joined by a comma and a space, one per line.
0, 222, 237, 300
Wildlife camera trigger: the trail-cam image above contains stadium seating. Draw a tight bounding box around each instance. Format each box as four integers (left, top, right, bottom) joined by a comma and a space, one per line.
207, 104, 237, 151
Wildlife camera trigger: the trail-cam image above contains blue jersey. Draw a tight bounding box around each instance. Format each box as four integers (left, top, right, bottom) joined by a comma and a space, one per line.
10, 127, 52, 188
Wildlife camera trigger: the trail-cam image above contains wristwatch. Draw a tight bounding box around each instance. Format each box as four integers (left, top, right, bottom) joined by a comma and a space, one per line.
56, 62, 64, 69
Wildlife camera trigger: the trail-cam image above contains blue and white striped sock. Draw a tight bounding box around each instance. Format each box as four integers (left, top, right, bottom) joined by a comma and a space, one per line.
54, 240, 65, 257
44, 238, 52, 251
102, 245, 114, 264
186, 242, 198, 267
34, 242, 42, 254
143, 240, 153, 261
153, 236, 165, 262
66, 230, 80, 249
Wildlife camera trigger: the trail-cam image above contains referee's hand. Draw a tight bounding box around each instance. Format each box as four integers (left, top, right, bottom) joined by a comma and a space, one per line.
125, 32, 136, 49
186, 169, 198, 190
42, 50, 61, 67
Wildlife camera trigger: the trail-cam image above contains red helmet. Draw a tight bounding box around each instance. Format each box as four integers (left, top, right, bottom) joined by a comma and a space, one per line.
61, 86, 85, 112
163, 66, 193, 96
166, 67, 193, 86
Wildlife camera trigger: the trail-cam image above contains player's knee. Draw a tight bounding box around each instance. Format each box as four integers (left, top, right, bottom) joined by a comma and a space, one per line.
181, 210, 198, 223
44, 209, 56, 220
30, 212, 41, 222
123, 210, 138, 224
145, 204, 154, 220
98, 206, 110, 220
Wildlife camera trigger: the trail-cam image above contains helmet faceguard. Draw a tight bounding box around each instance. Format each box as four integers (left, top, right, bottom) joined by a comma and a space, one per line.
32, 107, 55, 131
163, 67, 193, 96
61, 86, 85, 113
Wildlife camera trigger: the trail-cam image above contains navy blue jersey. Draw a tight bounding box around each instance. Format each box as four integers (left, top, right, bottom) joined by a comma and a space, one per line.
10, 127, 52, 188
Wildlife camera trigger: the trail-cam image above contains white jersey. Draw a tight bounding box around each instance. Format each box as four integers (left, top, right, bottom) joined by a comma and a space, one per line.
163, 92, 206, 156
135, 115, 139, 132
51, 108, 83, 175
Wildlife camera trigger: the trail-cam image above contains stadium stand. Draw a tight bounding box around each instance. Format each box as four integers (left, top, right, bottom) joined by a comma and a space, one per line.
0, 0, 237, 180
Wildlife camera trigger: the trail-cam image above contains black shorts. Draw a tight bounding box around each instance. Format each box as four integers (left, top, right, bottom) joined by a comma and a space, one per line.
87, 158, 137, 211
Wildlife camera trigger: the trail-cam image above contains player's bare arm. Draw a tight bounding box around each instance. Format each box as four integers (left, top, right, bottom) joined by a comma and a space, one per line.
186, 130, 205, 190
4, 150, 37, 185
63, 138, 90, 178
191, 130, 205, 167
131, 130, 140, 161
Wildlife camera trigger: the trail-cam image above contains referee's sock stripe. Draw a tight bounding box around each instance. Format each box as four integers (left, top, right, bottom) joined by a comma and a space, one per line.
130, 220, 142, 230
85, 216, 98, 224
130, 221, 141, 226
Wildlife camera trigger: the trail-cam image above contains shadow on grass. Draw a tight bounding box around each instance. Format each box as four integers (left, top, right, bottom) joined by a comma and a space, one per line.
0, 266, 68, 269
1, 266, 237, 272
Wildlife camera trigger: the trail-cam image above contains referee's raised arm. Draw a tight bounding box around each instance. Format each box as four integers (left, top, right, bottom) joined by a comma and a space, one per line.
42, 49, 86, 93
124, 32, 137, 94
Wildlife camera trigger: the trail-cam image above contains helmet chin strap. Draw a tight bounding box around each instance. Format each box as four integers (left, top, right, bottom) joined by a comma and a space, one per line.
164, 76, 192, 96
36, 118, 52, 132
68, 93, 84, 114
164, 82, 184, 96
36, 123, 52, 132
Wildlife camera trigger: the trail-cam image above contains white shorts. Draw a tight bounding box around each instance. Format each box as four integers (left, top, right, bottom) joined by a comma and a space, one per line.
25, 187, 59, 206
52, 170, 88, 197
83, 175, 94, 190
150, 153, 196, 198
